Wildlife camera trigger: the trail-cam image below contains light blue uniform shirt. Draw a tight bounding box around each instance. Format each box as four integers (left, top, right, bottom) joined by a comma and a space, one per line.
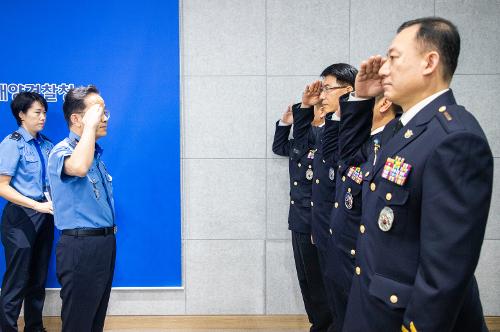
48, 131, 115, 230
0, 126, 53, 200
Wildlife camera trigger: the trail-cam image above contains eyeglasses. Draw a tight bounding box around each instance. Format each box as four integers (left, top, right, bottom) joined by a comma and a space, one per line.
321, 85, 348, 94
103, 109, 111, 121
75, 108, 111, 120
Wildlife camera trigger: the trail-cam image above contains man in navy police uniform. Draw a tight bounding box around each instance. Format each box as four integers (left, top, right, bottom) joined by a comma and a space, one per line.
341, 17, 492, 332
299, 64, 359, 332
48, 85, 116, 332
327, 94, 400, 330
272, 82, 332, 332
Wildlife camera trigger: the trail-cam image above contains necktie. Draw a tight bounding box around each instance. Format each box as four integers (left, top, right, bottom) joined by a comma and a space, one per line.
392, 119, 404, 137
33, 137, 47, 192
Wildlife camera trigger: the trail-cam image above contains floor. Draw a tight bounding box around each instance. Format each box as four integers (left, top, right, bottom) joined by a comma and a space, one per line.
16, 315, 500, 332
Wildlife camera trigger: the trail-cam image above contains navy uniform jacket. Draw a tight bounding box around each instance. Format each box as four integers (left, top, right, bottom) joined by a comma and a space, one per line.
272, 103, 315, 234
327, 98, 375, 291
310, 114, 340, 252
343, 90, 492, 332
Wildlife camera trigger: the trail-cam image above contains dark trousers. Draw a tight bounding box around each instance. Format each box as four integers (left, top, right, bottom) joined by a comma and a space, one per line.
0, 202, 54, 332
291, 231, 332, 332
56, 233, 116, 332
317, 247, 340, 332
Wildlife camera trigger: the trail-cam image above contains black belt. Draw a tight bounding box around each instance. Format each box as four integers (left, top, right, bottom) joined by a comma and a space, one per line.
62, 226, 117, 237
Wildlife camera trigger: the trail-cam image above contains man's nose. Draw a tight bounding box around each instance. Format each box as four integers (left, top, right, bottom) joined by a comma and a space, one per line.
379, 60, 389, 77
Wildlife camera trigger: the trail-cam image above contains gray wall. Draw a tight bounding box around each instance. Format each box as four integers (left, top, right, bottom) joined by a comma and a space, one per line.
42, 0, 500, 316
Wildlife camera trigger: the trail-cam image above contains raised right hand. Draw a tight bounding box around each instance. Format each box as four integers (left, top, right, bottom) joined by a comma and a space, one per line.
301, 80, 322, 108
281, 105, 293, 125
355, 55, 386, 98
33, 201, 54, 215
82, 104, 104, 130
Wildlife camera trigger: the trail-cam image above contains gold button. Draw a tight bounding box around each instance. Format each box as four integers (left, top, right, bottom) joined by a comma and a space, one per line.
350, 249, 356, 256
386, 193, 392, 201
316, 179, 320, 184
360, 225, 365, 234
311, 201, 314, 207
322, 159, 326, 163
365, 171, 370, 177
370, 183, 376, 191
329, 228, 333, 235
355, 266, 361, 275
308, 165, 312, 169
298, 163, 301, 167
335, 202, 339, 208
348, 187, 351, 193
438, 106, 446, 113
293, 181, 298, 186
390, 295, 398, 304
338, 165, 341, 169
291, 200, 295, 205
342, 176, 346, 182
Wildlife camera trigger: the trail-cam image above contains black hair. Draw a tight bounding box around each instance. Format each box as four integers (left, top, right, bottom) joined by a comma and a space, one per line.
10, 92, 48, 126
391, 103, 403, 115
398, 17, 460, 81
63, 85, 100, 126
320, 63, 358, 88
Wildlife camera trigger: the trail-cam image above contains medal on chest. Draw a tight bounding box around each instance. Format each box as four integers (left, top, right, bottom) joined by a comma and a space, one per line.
347, 166, 363, 184
378, 206, 394, 232
381, 156, 412, 186
329, 167, 335, 181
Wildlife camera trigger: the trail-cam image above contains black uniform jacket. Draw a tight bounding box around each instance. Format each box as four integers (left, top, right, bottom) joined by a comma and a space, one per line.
310, 113, 340, 252
342, 90, 493, 332
272, 103, 315, 234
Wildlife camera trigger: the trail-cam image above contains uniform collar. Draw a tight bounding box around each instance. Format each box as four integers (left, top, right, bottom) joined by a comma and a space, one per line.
371, 125, 385, 136
69, 130, 81, 142
400, 88, 449, 126
68, 130, 104, 156
17, 126, 37, 142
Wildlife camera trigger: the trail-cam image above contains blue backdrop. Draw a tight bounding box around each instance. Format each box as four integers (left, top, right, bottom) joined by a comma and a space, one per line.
0, 1, 181, 287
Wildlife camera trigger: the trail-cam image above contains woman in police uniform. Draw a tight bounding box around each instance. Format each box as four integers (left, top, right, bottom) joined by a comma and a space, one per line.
0, 92, 54, 332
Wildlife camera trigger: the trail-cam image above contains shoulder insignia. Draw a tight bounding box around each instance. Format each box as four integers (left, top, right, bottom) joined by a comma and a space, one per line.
9, 131, 21, 141
436, 105, 465, 133
39, 133, 52, 143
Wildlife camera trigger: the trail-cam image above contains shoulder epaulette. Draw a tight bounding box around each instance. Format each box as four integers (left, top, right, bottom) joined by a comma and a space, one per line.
435, 105, 465, 133
39, 133, 52, 143
9, 131, 21, 141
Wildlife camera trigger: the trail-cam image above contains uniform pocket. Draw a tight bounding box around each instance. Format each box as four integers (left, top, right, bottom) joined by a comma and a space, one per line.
86, 168, 102, 200
340, 179, 363, 216
374, 180, 410, 233
368, 273, 413, 309
23, 151, 39, 172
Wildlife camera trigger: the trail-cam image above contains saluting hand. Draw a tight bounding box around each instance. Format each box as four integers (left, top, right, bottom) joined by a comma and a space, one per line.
82, 104, 104, 131
281, 105, 294, 125
33, 201, 54, 215
301, 80, 322, 108
355, 55, 386, 98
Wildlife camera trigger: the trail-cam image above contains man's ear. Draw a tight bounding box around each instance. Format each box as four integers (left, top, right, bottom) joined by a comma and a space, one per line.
379, 97, 393, 114
70, 113, 81, 128
346, 85, 354, 93
422, 51, 440, 77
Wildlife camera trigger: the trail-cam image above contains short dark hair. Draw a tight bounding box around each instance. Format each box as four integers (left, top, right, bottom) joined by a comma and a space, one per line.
398, 17, 460, 81
63, 85, 100, 126
390, 103, 403, 115
320, 63, 358, 88
10, 92, 48, 126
